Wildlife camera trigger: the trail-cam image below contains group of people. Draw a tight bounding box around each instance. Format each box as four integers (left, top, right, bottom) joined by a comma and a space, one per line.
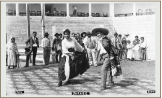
113, 33, 148, 61
6, 26, 147, 91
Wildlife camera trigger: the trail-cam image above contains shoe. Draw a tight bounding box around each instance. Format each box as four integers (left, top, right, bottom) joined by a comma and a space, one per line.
24, 65, 29, 67
108, 81, 114, 86
64, 80, 71, 85
58, 81, 62, 87
100, 87, 106, 91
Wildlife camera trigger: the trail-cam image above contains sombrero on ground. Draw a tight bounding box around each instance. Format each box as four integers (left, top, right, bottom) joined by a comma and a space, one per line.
92, 28, 109, 35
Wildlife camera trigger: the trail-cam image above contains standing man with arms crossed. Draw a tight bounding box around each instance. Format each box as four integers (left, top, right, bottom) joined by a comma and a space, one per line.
25, 31, 39, 67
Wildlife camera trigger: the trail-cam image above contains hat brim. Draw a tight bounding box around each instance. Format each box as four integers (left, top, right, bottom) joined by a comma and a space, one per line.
92, 28, 109, 36
125, 34, 129, 36
64, 34, 70, 36
55, 33, 59, 36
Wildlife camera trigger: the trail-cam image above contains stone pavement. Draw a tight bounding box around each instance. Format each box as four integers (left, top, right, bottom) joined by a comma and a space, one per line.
6, 65, 155, 96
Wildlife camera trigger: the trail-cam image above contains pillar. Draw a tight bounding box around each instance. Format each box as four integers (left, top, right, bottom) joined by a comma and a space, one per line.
16, 3, 19, 16
133, 3, 136, 16
109, 3, 114, 17
66, 3, 70, 17
41, 3, 45, 38
89, 3, 92, 17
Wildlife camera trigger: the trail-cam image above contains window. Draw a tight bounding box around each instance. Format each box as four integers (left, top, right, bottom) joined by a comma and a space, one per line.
6, 3, 16, 16
69, 4, 89, 17
45, 4, 66, 17
91, 4, 109, 17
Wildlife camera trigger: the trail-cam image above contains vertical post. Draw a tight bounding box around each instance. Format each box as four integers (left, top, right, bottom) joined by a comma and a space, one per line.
26, 3, 32, 63
41, 3, 45, 38
66, 3, 69, 17
133, 3, 136, 16
16, 3, 19, 16
109, 3, 114, 17
27, 3, 30, 38
89, 3, 92, 17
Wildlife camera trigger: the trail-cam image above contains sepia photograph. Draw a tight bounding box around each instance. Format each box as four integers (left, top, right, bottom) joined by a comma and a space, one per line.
1, 1, 160, 97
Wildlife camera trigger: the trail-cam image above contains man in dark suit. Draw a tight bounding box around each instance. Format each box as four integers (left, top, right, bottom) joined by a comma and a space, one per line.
25, 31, 39, 67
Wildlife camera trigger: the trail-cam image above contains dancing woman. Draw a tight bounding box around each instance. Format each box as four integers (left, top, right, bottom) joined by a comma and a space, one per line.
58, 29, 89, 87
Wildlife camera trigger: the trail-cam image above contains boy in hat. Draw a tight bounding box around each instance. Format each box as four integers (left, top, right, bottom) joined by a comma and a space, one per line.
52, 33, 62, 63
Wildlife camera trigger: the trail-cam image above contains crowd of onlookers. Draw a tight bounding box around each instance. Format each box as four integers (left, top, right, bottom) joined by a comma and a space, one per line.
6, 30, 147, 69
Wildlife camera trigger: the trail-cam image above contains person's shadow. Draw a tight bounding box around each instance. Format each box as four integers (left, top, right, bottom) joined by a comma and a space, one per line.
107, 78, 139, 89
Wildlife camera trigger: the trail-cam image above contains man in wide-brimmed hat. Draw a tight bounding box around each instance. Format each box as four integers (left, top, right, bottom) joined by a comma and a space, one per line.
92, 27, 114, 91
83, 31, 98, 67
52, 32, 62, 63
41, 32, 51, 65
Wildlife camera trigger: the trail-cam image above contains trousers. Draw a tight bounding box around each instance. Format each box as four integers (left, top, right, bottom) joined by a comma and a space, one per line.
43, 47, 51, 65
101, 57, 113, 88
26, 47, 37, 66
87, 48, 97, 66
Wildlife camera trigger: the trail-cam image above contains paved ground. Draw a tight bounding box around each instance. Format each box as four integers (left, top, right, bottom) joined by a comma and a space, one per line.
6, 60, 155, 96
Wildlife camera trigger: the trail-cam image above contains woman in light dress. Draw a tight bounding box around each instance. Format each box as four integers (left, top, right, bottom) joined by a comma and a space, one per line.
6, 37, 19, 69
127, 40, 134, 60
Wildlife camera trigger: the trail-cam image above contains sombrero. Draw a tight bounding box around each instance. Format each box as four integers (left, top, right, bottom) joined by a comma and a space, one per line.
92, 28, 109, 35
114, 32, 118, 36
54, 33, 59, 36
44, 32, 49, 36
125, 33, 130, 36
86, 31, 91, 35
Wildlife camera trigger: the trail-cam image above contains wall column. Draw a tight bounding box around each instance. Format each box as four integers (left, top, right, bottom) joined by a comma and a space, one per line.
16, 3, 19, 16
133, 3, 136, 16
89, 3, 92, 17
66, 3, 70, 17
41, 3, 45, 38
109, 3, 114, 17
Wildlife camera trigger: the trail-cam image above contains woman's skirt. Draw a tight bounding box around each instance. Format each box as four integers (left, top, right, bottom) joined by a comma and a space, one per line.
7, 49, 17, 67
132, 45, 140, 60
58, 52, 89, 81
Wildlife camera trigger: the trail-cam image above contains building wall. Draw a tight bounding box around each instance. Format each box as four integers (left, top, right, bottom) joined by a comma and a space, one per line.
6, 15, 155, 60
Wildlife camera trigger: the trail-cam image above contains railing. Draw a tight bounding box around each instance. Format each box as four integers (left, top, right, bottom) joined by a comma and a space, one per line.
45, 11, 67, 17
115, 12, 155, 17
6, 11, 155, 17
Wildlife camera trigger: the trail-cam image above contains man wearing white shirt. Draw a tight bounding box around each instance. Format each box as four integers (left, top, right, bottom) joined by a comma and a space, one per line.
84, 32, 97, 67
139, 37, 147, 60
41, 32, 51, 65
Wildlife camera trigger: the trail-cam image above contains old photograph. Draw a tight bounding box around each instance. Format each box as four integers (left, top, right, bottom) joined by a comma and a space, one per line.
2, 1, 160, 97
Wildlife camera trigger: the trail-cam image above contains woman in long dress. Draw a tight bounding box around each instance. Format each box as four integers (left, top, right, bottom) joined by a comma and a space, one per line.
58, 29, 89, 87
132, 36, 140, 60
6, 37, 19, 69
127, 40, 134, 60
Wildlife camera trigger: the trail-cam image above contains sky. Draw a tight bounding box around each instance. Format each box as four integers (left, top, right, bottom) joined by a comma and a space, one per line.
6, 3, 155, 15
